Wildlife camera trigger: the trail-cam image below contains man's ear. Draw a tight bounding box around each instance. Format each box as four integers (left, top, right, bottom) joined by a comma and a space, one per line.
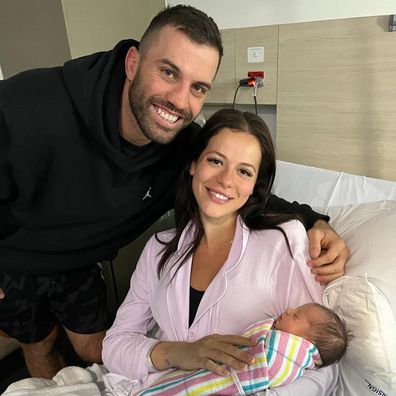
125, 46, 140, 81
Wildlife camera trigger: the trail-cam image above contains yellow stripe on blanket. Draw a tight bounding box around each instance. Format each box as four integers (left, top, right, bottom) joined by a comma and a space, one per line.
270, 335, 300, 387
186, 375, 235, 396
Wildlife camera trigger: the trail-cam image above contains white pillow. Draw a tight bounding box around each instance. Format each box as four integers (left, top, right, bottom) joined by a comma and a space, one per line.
322, 200, 396, 396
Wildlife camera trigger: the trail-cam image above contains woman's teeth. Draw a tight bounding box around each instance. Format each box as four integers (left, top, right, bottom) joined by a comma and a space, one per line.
210, 190, 229, 201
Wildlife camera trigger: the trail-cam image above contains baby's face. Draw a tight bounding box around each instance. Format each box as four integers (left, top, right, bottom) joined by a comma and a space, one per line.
275, 303, 327, 339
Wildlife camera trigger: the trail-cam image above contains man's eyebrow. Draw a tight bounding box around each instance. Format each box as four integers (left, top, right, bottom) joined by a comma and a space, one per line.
159, 59, 212, 91
159, 59, 181, 73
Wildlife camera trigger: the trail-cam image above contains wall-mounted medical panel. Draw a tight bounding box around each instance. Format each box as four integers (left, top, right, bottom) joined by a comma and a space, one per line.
206, 25, 278, 105
235, 25, 278, 105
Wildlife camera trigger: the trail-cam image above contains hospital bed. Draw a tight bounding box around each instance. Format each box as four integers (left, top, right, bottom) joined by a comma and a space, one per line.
2, 160, 396, 396
273, 160, 396, 396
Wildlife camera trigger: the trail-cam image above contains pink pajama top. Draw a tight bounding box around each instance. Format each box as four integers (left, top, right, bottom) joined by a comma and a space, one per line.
102, 218, 337, 395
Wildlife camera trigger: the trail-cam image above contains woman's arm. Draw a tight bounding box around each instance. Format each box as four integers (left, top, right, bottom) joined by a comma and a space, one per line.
150, 334, 257, 376
102, 236, 161, 380
102, 235, 257, 380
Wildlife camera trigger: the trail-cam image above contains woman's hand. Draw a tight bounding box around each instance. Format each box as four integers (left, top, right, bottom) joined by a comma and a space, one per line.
151, 334, 257, 376
307, 220, 350, 284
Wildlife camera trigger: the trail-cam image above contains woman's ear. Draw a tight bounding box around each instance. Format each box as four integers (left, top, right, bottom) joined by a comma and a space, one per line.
125, 46, 140, 81
189, 161, 196, 176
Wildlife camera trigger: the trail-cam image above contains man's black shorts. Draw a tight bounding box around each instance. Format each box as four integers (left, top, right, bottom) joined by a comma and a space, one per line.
0, 265, 108, 343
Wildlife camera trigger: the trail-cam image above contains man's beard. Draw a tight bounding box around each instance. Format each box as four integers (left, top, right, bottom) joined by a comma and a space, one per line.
128, 71, 193, 145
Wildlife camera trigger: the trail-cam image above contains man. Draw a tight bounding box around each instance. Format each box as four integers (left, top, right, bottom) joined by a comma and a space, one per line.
0, 5, 348, 379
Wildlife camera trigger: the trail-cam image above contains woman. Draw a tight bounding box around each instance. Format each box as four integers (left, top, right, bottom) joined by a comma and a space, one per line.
102, 109, 338, 395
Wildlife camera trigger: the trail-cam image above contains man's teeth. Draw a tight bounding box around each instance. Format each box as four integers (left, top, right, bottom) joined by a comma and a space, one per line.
210, 190, 229, 201
156, 107, 178, 123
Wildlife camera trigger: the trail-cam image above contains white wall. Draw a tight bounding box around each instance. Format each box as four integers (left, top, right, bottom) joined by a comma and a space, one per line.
167, 0, 396, 28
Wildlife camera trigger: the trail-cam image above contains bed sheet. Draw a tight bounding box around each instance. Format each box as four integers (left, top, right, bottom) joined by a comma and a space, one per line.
273, 160, 396, 396
272, 160, 396, 208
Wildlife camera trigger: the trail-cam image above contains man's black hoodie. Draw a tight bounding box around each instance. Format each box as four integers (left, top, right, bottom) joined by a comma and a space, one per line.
0, 40, 326, 275
0, 40, 195, 274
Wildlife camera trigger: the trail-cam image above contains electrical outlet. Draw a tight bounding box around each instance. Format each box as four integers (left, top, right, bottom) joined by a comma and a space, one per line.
248, 71, 264, 79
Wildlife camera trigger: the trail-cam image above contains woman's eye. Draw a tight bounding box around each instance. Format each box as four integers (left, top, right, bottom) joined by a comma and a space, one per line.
240, 169, 253, 177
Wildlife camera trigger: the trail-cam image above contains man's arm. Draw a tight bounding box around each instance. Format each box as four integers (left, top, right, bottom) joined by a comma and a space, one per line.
267, 193, 328, 230
267, 194, 349, 284
0, 105, 18, 239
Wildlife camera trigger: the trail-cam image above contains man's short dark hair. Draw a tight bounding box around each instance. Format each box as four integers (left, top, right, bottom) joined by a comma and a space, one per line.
139, 5, 223, 65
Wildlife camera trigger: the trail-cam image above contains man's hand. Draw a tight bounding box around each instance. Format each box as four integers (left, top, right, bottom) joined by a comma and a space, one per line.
307, 220, 349, 284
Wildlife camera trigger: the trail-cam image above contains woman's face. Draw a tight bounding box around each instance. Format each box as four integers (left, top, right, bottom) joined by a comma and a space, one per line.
189, 127, 261, 226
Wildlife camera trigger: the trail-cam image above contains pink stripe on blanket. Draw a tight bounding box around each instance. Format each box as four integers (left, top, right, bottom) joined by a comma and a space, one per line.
267, 331, 316, 386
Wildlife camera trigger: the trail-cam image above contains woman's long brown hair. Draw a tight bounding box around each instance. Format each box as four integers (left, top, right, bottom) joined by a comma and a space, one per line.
156, 109, 300, 277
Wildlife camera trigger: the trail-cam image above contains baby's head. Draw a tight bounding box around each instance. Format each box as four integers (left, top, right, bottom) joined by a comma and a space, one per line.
275, 303, 347, 367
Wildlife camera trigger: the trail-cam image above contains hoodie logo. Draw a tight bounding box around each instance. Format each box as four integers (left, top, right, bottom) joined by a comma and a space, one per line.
143, 187, 152, 200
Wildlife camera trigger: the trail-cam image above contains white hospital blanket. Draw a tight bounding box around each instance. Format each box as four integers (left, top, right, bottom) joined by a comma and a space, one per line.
1, 364, 108, 396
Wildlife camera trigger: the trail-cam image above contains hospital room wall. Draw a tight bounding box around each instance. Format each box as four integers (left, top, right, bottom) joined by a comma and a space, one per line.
61, 0, 165, 59
169, 0, 396, 182
5, 1, 392, 78
0, 0, 71, 78
167, 0, 396, 28
0, 0, 165, 78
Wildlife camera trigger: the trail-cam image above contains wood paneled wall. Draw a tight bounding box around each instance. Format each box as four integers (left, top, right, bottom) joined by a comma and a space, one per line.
207, 26, 278, 105
276, 15, 396, 181
208, 15, 396, 181
206, 30, 236, 103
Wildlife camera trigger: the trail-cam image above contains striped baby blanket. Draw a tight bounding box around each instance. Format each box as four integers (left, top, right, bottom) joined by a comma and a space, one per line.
135, 318, 321, 396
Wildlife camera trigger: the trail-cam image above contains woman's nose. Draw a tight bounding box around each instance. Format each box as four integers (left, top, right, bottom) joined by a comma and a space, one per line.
217, 167, 233, 187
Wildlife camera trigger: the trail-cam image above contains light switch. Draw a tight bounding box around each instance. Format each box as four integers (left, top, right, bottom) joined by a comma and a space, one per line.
247, 47, 264, 63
